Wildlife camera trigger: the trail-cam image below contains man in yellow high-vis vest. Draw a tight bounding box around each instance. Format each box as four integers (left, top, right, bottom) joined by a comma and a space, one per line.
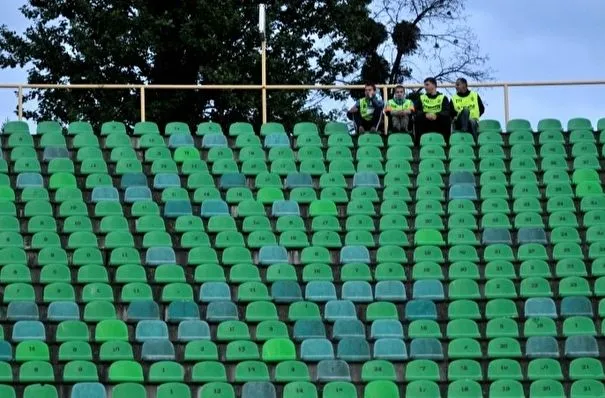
347, 82, 384, 134
415, 77, 451, 144
384, 85, 414, 133
451, 77, 485, 135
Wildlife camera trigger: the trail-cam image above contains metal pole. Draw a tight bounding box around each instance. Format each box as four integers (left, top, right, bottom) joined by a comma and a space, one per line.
17, 86, 23, 121
140, 87, 146, 122
259, 4, 268, 124
382, 86, 388, 135
261, 38, 267, 124
503, 84, 510, 125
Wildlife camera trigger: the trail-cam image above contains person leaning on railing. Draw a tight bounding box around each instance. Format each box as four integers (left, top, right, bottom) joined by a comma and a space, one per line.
414, 77, 451, 144
384, 85, 415, 134
450, 77, 485, 136
347, 82, 384, 134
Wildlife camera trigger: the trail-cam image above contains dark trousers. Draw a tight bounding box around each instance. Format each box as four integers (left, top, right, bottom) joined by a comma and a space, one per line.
348, 109, 383, 133
415, 114, 451, 144
453, 108, 479, 135
387, 113, 412, 133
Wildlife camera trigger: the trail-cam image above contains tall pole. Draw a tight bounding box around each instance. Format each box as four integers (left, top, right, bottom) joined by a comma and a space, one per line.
259, 4, 267, 124
17, 86, 23, 121
140, 87, 146, 122
503, 84, 510, 125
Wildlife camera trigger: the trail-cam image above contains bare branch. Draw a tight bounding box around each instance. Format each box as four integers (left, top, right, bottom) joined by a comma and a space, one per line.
366, 0, 491, 85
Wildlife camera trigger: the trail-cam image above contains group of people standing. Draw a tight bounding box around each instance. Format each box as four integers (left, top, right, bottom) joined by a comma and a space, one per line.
348, 77, 485, 143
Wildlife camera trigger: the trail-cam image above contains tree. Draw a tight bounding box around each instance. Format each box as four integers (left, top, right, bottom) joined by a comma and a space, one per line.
0, 0, 490, 126
0, 0, 376, 128
359, 0, 491, 88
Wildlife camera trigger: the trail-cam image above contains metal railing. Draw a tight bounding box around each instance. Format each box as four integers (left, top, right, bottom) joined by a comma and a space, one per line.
2, 80, 605, 128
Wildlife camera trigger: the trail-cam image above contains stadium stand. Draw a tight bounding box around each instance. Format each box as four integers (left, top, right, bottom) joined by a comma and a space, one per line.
0, 117, 605, 397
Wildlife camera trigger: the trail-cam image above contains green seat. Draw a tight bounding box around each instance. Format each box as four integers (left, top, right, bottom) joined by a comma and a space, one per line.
384, 159, 412, 174
197, 383, 235, 398
481, 213, 511, 229
19, 361, 54, 382
190, 361, 226, 382
183, 341, 218, 361
234, 360, 270, 381
16, 341, 50, 361
274, 361, 310, 382
296, 133, 323, 148
485, 261, 517, 279
108, 361, 144, 382
95, 319, 128, 342
262, 338, 296, 362
479, 144, 505, 159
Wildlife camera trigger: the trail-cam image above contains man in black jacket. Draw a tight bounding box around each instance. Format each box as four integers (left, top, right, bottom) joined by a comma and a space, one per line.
450, 77, 485, 135
415, 77, 451, 144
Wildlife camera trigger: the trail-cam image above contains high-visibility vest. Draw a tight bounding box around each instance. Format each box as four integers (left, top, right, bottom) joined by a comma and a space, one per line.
359, 97, 375, 121
452, 91, 480, 120
387, 98, 414, 112
420, 94, 445, 113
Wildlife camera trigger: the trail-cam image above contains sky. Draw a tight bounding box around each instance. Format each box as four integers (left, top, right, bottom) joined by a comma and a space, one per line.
1, 0, 605, 130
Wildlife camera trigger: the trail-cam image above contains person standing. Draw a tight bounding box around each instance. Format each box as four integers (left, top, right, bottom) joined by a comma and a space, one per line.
451, 77, 485, 135
385, 85, 414, 133
415, 77, 451, 143
348, 82, 384, 134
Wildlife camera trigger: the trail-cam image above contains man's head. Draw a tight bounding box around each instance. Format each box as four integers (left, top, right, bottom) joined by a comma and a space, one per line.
424, 77, 437, 94
455, 77, 468, 94
394, 85, 405, 99
364, 83, 376, 98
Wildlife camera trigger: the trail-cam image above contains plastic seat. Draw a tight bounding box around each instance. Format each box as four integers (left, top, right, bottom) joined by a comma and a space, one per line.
305, 282, 337, 302
525, 298, 557, 318
91, 187, 119, 202
239, 382, 276, 398
341, 282, 372, 303
449, 184, 477, 200
301, 339, 334, 361
565, 335, 599, 357
517, 227, 547, 244
71, 383, 106, 398
17, 172, 43, 188
526, 336, 559, 358
153, 173, 180, 189
409, 338, 443, 360
340, 246, 370, 263
350, 172, 379, 188
141, 340, 175, 361
404, 300, 437, 321
373, 338, 408, 361
146, 247, 176, 265
12, 320, 46, 341
412, 280, 444, 301
561, 297, 593, 317
46, 301, 79, 321
336, 337, 370, 362
200, 282, 231, 302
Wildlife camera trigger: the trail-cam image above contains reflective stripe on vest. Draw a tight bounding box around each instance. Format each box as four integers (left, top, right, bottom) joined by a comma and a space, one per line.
387, 98, 413, 112
452, 91, 480, 120
420, 94, 444, 114
359, 98, 374, 121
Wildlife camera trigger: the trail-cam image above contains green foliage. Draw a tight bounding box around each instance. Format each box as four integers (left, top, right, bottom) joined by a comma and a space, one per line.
0, 0, 489, 125
1, 0, 376, 127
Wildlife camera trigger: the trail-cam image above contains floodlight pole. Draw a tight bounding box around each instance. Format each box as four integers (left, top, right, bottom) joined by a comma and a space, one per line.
259, 4, 267, 124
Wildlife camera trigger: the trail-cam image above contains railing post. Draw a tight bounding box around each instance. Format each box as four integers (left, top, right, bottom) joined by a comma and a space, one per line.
503, 84, 510, 125
382, 86, 388, 135
140, 86, 146, 122
17, 86, 23, 121
261, 38, 268, 124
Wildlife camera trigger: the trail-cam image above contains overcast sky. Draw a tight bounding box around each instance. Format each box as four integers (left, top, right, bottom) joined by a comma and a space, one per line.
1, 0, 604, 130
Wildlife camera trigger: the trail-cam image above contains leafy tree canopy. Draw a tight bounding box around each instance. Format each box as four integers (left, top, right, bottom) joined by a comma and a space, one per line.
0, 0, 489, 127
